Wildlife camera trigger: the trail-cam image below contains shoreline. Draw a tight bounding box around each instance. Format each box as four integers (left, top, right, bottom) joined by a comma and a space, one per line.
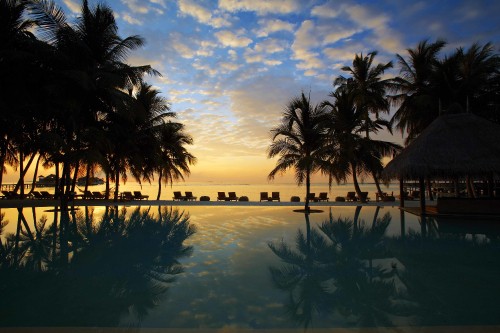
0, 198, 426, 209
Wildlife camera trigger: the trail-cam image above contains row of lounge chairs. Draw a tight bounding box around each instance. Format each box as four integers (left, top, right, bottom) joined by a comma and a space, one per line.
173, 191, 197, 201
305, 192, 329, 202
345, 191, 370, 202
218, 192, 239, 201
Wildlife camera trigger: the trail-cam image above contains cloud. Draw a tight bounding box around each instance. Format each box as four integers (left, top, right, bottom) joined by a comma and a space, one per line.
345, 4, 404, 53
63, 0, 80, 13
243, 38, 286, 66
255, 18, 295, 37
121, 12, 143, 25
215, 30, 252, 48
219, 0, 300, 15
121, 0, 150, 14
178, 0, 231, 28
291, 20, 324, 71
311, 2, 342, 18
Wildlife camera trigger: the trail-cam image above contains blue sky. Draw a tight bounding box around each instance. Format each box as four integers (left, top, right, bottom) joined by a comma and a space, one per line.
54, 0, 500, 184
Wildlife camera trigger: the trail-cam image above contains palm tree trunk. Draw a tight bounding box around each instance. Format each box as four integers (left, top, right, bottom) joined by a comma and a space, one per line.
54, 162, 60, 199
305, 167, 311, 212
157, 169, 162, 200
83, 163, 91, 194
29, 154, 42, 194
372, 171, 383, 198
0, 141, 7, 189
14, 152, 36, 196
114, 169, 120, 201
351, 162, 364, 202
105, 173, 110, 200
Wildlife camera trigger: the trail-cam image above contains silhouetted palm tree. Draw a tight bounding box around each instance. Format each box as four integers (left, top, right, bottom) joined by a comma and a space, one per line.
268, 92, 330, 212
389, 39, 447, 144
324, 89, 401, 201
334, 51, 393, 137
155, 122, 196, 200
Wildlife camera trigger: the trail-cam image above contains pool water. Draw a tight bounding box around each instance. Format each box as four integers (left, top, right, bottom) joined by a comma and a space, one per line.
1, 205, 500, 330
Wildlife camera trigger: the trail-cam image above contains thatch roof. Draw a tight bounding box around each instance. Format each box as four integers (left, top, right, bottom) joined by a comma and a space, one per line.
383, 113, 500, 180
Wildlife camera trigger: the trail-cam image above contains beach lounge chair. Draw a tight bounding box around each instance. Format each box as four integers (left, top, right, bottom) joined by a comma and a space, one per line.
217, 192, 228, 201
31, 191, 45, 199
2, 191, 20, 199
270, 192, 280, 202
92, 191, 105, 199
228, 192, 239, 201
40, 191, 54, 199
345, 192, 357, 201
83, 190, 94, 199
260, 192, 269, 202
305, 193, 316, 202
318, 192, 329, 202
121, 191, 134, 201
184, 191, 197, 201
376, 192, 387, 202
173, 191, 185, 201
134, 191, 149, 200
358, 192, 370, 202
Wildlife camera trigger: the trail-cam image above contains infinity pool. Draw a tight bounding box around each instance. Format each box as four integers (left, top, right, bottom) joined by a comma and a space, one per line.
1, 205, 500, 331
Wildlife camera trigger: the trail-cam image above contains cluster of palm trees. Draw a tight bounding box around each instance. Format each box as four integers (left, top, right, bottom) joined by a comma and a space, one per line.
0, 0, 196, 203
269, 40, 500, 209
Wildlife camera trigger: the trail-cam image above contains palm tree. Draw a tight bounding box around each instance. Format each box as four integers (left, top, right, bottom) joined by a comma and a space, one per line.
334, 51, 393, 138
268, 92, 330, 212
155, 122, 196, 200
389, 39, 447, 144
29, 0, 158, 204
324, 89, 401, 202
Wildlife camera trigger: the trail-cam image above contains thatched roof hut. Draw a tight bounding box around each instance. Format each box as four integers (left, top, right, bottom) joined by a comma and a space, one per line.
383, 113, 500, 180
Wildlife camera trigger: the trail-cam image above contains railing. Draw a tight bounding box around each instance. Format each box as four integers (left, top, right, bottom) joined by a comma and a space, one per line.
1, 183, 33, 191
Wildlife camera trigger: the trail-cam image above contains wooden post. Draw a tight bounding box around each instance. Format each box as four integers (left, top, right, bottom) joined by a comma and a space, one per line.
419, 176, 426, 215
399, 177, 404, 208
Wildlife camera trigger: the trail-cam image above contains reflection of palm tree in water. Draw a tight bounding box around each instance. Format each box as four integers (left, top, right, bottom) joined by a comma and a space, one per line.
0, 206, 195, 327
268, 209, 396, 328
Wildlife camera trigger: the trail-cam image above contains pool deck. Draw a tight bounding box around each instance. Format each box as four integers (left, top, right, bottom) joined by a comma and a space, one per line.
0, 198, 427, 209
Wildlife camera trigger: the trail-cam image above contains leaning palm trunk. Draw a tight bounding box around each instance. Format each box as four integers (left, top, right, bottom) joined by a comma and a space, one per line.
351, 162, 364, 202
372, 171, 384, 198
29, 155, 42, 194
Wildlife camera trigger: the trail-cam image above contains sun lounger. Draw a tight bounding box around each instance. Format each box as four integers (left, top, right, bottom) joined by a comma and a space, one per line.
31, 191, 45, 199
357, 192, 370, 202
228, 192, 238, 201
270, 192, 280, 202
173, 191, 186, 201
305, 193, 316, 201
92, 191, 105, 199
345, 192, 357, 202
40, 191, 54, 199
318, 192, 329, 202
2, 191, 20, 199
121, 191, 134, 201
134, 191, 149, 200
217, 192, 228, 201
260, 192, 269, 202
184, 191, 196, 201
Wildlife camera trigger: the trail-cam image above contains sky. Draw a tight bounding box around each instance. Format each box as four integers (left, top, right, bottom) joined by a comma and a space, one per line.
20, 0, 500, 184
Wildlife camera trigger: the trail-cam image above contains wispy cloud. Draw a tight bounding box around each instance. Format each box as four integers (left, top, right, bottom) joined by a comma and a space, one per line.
178, 0, 231, 28
255, 18, 295, 37
219, 0, 300, 15
215, 30, 252, 48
